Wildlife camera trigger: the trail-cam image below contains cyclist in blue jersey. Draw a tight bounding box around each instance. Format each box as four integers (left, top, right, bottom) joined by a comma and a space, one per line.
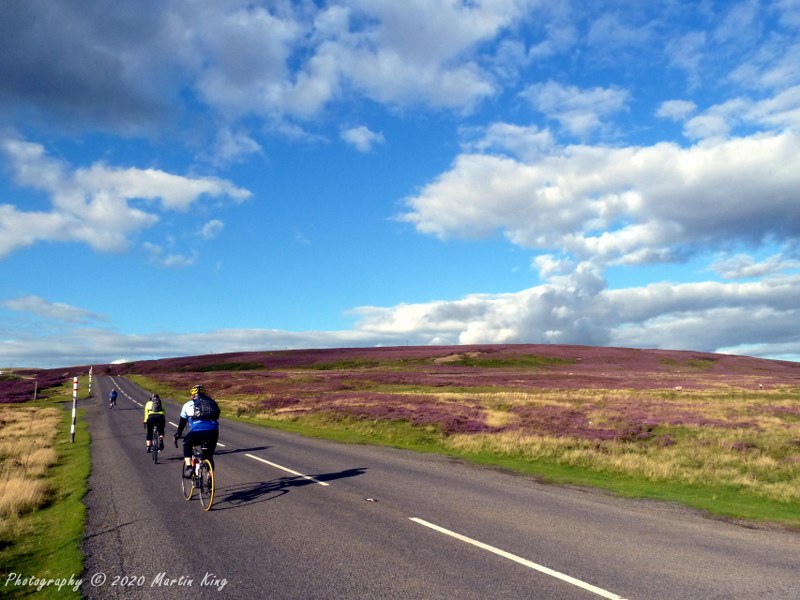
173, 384, 220, 478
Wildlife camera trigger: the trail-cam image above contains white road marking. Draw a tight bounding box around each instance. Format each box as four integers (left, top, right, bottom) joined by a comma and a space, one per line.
245, 453, 329, 486
111, 375, 626, 599
109, 376, 142, 406
409, 518, 628, 600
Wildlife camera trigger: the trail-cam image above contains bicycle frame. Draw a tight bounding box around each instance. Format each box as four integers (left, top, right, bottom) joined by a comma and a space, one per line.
180, 441, 215, 511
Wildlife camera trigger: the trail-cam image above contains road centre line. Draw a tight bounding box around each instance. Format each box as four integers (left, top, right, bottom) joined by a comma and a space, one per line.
111, 377, 620, 597
167, 410, 319, 484
409, 518, 628, 600
245, 453, 330, 486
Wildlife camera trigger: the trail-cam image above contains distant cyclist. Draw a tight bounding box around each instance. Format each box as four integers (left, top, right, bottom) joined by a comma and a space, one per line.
143, 393, 166, 453
109, 389, 117, 407
174, 384, 220, 478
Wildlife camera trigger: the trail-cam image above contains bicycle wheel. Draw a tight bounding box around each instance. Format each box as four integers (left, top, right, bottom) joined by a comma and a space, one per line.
151, 441, 158, 464
181, 465, 194, 500
198, 460, 214, 511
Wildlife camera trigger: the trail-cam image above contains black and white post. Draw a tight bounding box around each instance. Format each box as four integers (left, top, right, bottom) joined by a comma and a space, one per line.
71, 376, 78, 443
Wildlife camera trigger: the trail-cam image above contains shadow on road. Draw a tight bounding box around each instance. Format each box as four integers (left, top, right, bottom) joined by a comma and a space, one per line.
213, 468, 367, 510
216, 445, 271, 456
92, 432, 148, 441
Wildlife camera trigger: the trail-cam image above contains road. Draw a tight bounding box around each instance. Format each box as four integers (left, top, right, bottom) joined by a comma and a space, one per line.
82, 375, 800, 599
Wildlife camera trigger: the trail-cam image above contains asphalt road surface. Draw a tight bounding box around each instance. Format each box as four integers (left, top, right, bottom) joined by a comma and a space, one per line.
82, 375, 800, 599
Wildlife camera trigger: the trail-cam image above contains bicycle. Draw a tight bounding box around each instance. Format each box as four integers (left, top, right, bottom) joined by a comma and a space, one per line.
150, 436, 159, 464
175, 438, 215, 511
146, 420, 165, 464
109, 394, 116, 409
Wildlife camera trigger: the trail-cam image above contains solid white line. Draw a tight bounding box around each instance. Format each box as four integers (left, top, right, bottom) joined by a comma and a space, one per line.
245, 453, 329, 486
409, 518, 628, 600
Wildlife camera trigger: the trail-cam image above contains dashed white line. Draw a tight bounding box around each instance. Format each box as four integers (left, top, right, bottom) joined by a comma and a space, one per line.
114, 377, 626, 600
409, 518, 628, 600
245, 453, 330, 486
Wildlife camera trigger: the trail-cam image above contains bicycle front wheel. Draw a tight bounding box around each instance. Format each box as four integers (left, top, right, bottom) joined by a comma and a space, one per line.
181, 467, 194, 500
198, 460, 214, 511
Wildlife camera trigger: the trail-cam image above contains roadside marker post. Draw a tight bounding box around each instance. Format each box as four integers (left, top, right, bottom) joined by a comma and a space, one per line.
71, 376, 77, 443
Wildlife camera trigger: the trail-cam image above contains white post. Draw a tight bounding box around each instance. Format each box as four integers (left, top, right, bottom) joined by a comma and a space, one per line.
71, 377, 78, 443
88, 365, 93, 394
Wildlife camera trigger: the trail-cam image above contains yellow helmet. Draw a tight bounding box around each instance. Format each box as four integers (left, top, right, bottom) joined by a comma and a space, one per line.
190, 384, 205, 397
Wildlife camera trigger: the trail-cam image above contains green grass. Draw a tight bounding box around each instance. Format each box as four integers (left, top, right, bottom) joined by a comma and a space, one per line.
230, 411, 800, 529
1, 381, 91, 599
124, 374, 800, 529
306, 359, 384, 370
455, 354, 575, 368
125, 375, 182, 400
659, 357, 715, 371
178, 362, 263, 372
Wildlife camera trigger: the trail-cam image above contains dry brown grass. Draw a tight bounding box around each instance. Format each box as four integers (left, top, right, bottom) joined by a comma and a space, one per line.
0, 406, 60, 523
143, 368, 800, 505
447, 422, 800, 503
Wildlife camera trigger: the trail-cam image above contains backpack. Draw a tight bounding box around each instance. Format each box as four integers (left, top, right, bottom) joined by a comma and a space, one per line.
150, 397, 162, 413
193, 395, 220, 420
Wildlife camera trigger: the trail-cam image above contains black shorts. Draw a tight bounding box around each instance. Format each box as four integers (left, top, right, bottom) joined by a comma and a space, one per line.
145, 414, 166, 440
183, 428, 219, 466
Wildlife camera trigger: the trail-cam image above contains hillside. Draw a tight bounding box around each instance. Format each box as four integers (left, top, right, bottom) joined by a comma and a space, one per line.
110, 343, 800, 390
5, 344, 800, 404
5, 344, 800, 524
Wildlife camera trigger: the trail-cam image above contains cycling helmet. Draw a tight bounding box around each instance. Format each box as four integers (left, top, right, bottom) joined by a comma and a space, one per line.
190, 384, 205, 397
151, 393, 160, 401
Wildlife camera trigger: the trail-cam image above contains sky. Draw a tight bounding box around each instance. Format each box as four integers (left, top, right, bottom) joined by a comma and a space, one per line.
1, 0, 800, 369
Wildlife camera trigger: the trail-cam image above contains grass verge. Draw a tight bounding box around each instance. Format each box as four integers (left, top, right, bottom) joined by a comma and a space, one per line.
126, 374, 800, 529
228, 412, 800, 529
0, 380, 91, 599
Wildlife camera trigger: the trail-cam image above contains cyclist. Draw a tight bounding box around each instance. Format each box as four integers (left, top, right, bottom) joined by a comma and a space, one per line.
109, 389, 117, 407
173, 384, 220, 478
143, 393, 166, 453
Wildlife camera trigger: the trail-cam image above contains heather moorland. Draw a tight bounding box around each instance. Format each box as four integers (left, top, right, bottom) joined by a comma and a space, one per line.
4, 344, 800, 526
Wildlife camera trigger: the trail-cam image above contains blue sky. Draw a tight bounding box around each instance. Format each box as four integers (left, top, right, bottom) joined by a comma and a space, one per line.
2, 0, 800, 369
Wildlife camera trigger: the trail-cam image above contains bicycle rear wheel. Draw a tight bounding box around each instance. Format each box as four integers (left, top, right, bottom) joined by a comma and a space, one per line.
198, 460, 214, 511
151, 442, 159, 464
181, 466, 194, 500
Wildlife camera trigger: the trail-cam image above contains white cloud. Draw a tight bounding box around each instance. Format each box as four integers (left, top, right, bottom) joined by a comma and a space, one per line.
400, 129, 800, 267
6, 271, 800, 368
349, 274, 800, 358
2, 295, 103, 324
461, 122, 555, 162
209, 127, 264, 166
0, 137, 250, 258
0, 326, 382, 369
710, 253, 800, 280
200, 219, 224, 239
521, 81, 630, 137
0, 0, 536, 134
666, 31, 708, 86
341, 126, 385, 152
656, 100, 697, 121
143, 242, 198, 269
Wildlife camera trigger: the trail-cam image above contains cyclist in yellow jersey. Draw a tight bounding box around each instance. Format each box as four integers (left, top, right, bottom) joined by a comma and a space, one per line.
143, 394, 166, 453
